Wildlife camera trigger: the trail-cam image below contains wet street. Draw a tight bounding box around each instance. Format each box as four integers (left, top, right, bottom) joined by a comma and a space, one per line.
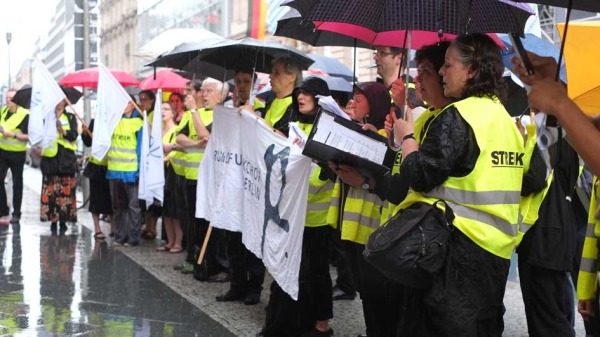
0, 166, 587, 336
0, 217, 235, 336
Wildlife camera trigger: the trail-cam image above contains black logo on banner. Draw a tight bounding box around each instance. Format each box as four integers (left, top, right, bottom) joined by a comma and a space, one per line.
261, 144, 290, 255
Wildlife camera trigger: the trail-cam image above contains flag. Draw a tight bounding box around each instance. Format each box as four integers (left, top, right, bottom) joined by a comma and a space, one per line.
92, 64, 132, 160
196, 105, 312, 300
139, 89, 165, 204
248, 0, 268, 39
28, 58, 66, 146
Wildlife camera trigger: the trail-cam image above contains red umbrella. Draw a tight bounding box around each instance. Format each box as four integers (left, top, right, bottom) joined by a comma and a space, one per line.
59, 67, 139, 88
139, 69, 188, 91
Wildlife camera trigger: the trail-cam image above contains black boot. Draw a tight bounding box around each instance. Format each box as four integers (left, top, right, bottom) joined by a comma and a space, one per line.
59, 222, 67, 232
50, 222, 57, 232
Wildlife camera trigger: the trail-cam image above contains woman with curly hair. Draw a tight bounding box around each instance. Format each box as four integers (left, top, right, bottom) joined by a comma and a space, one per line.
392, 33, 525, 336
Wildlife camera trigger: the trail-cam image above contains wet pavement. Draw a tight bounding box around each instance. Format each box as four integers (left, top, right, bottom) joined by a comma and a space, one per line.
0, 165, 588, 336
0, 221, 235, 337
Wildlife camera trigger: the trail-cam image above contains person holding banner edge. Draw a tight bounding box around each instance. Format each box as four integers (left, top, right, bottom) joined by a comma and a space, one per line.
260, 77, 335, 337
0, 89, 29, 225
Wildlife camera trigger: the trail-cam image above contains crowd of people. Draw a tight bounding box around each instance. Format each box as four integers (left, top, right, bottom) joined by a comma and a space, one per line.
2, 32, 600, 337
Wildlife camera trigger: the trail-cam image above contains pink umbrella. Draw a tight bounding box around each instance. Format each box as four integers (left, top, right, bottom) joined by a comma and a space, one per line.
313, 21, 506, 49
59, 67, 139, 88
139, 69, 189, 91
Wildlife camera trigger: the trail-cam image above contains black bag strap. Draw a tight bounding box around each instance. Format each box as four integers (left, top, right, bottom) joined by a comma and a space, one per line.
432, 200, 455, 227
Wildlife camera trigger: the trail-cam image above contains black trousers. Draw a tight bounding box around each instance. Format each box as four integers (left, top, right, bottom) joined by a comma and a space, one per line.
0, 150, 25, 217
227, 230, 265, 296
518, 258, 575, 337
262, 226, 334, 337
345, 240, 403, 337
399, 230, 508, 337
330, 227, 356, 295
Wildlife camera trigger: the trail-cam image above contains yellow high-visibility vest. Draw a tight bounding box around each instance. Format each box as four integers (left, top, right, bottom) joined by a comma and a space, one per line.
42, 113, 77, 158
183, 108, 213, 181
394, 96, 525, 259
578, 176, 600, 300
170, 111, 191, 177
0, 106, 28, 152
107, 116, 143, 173
263, 96, 293, 128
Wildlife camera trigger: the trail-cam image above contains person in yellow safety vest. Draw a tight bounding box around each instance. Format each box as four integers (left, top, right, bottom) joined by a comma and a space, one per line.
216, 68, 266, 305
176, 77, 231, 281
390, 33, 525, 336
81, 119, 114, 240
260, 78, 335, 337
516, 133, 581, 337
0, 89, 29, 225
376, 42, 452, 225
168, 92, 186, 124
106, 98, 144, 246
578, 177, 600, 329
171, 78, 206, 273
138, 89, 160, 241
325, 81, 403, 337
40, 99, 79, 233
240, 56, 303, 137
157, 102, 184, 254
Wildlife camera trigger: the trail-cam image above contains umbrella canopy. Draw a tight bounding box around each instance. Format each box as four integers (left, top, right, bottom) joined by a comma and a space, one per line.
557, 21, 600, 115
194, 37, 314, 74
499, 33, 566, 83
274, 8, 371, 48
515, 0, 600, 12
135, 28, 223, 60
304, 74, 352, 93
504, 75, 530, 117
146, 37, 226, 69
285, 0, 533, 35
139, 69, 189, 91
11, 85, 83, 109
59, 67, 139, 88
308, 54, 355, 82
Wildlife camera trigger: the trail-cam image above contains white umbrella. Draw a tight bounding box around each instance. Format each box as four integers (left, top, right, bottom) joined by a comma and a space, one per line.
135, 28, 223, 60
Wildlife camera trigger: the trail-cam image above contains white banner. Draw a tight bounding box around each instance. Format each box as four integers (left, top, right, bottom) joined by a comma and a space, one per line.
196, 105, 312, 300
139, 89, 165, 204
29, 58, 66, 146
92, 64, 132, 160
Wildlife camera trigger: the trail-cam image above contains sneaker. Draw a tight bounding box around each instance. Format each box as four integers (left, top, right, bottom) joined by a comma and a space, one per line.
173, 262, 189, 271
0, 216, 10, 225
180, 263, 194, 274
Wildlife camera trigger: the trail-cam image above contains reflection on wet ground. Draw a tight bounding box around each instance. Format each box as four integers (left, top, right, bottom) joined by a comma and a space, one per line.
0, 223, 235, 337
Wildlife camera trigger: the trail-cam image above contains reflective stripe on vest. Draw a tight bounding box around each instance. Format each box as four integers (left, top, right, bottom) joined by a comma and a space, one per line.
183, 108, 213, 180
42, 113, 77, 157
577, 176, 600, 300
0, 106, 28, 152
306, 164, 335, 228
170, 112, 191, 176
89, 155, 108, 166
338, 183, 384, 245
395, 96, 524, 259
107, 116, 143, 173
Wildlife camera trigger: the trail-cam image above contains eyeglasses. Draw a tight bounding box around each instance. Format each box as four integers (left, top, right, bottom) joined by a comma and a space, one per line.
139, 97, 151, 102
373, 51, 395, 58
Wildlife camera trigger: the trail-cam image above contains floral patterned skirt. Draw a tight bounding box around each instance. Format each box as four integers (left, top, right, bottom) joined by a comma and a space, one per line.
40, 175, 77, 223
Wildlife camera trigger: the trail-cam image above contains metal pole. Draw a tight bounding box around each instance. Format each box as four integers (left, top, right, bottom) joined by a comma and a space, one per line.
6, 32, 12, 89
82, 0, 91, 203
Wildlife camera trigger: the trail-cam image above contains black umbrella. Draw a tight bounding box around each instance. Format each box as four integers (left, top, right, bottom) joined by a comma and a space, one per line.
194, 37, 314, 74
145, 37, 236, 80
285, 0, 534, 35
10, 85, 82, 109
274, 8, 371, 49
515, 0, 600, 12
504, 76, 530, 117
308, 54, 356, 82
10, 85, 32, 109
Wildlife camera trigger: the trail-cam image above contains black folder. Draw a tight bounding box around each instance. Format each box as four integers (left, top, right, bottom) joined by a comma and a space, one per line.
302, 110, 395, 177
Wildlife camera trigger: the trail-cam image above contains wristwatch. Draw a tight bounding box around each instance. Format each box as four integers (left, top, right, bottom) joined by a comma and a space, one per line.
190, 109, 198, 114
361, 176, 370, 190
